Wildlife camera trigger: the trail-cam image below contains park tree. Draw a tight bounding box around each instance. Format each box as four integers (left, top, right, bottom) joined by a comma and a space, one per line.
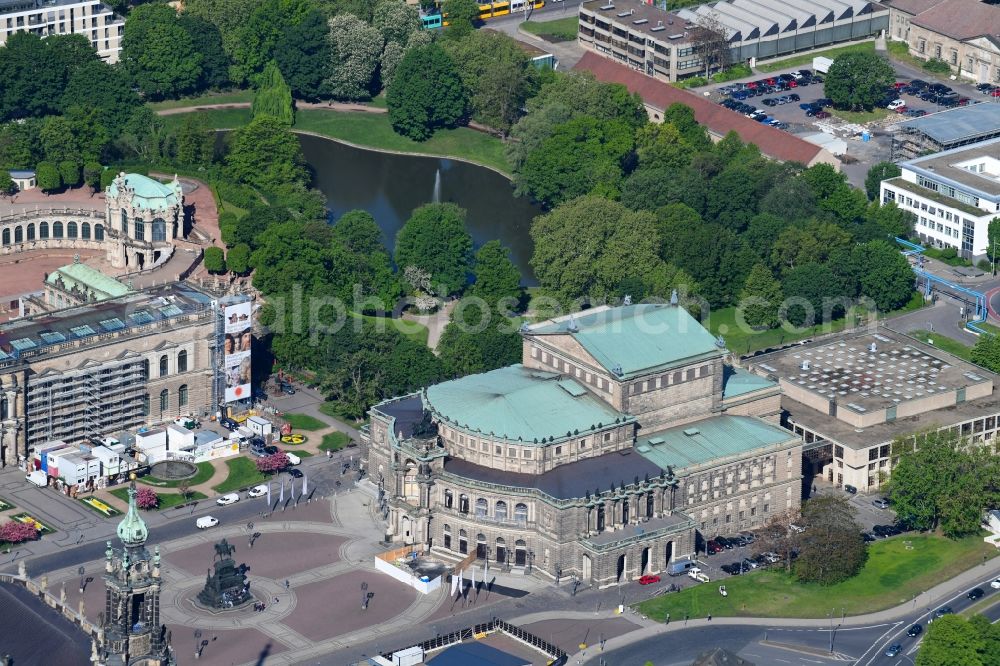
864, 201, 914, 240
227, 243, 252, 276
251, 61, 295, 125
0, 33, 66, 119
331, 210, 401, 307
225, 116, 309, 193
115, 107, 168, 163
174, 114, 215, 167
532, 196, 689, 306
852, 240, 915, 312
326, 14, 384, 100
178, 13, 231, 90
0, 120, 43, 170
442, 31, 533, 135
739, 263, 783, 330
60, 59, 140, 137
387, 43, 467, 140
754, 510, 799, 572
917, 615, 990, 666
516, 116, 635, 207
635, 122, 694, 171
136, 486, 159, 510
204, 246, 227, 274
394, 203, 473, 295
770, 221, 853, 274
83, 162, 103, 194
692, 11, 731, 78
622, 166, 707, 213
372, 0, 421, 47
275, 9, 330, 100
824, 52, 895, 111
972, 333, 1000, 374
184, 0, 259, 61
442, 0, 479, 39
706, 162, 762, 232
760, 177, 817, 223
471, 240, 523, 308
35, 161, 62, 193
988, 218, 1000, 272
888, 429, 999, 537
781, 262, 847, 327
226, 0, 315, 86
663, 103, 712, 151
437, 305, 522, 378
121, 4, 203, 99
332, 210, 388, 256
59, 160, 81, 188
865, 161, 902, 201
795, 495, 867, 585
380, 41, 406, 88
0, 172, 14, 198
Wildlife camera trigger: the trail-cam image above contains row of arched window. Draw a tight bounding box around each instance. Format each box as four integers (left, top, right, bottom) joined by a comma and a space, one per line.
1, 222, 105, 245
443, 490, 529, 524
120, 211, 167, 243
145, 385, 189, 415
158, 350, 188, 377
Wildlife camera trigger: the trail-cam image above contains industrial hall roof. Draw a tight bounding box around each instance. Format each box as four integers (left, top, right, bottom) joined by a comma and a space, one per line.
526, 303, 725, 379
636, 415, 796, 471
425, 365, 628, 444
575, 52, 828, 165
894, 100, 1000, 147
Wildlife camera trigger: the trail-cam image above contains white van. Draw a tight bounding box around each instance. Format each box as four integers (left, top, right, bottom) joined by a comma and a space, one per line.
285, 452, 301, 466
196, 516, 219, 529
26, 470, 47, 487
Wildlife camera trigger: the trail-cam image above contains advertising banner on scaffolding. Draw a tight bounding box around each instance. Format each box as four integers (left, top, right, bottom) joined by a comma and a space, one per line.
223, 301, 252, 403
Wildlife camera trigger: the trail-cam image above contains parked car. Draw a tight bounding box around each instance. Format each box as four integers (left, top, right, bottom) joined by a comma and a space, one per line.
907, 624, 923, 637
247, 484, 268, 498
220, 417, 239, 431
844, 484, 858, 494
885, 644, 902, 658
788, 93, 800, 101
216, 493, 240, 506
909, 79, 928, 89
887, 99, 906, 110
934, 606, 954, 617
281, 383, 296, 395
872, 498, 889, 509
968, 587, 985, 600
763, 98, 777, 106
862, 532, 876, 543
707, 541, 721, 555
288, 468, 304, 478
196, 516, 219, 529
991, 578, 1000, 589
638, 574, 661, 585
789, 524, 806, 533
742, 557, 758, 570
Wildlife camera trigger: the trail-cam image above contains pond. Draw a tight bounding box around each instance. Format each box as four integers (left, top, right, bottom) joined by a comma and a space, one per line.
298, 133, 543, 284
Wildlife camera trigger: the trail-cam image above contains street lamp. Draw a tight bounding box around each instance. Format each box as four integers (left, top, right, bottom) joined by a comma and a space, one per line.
78, 566, 85, 594
194, 629, 202, 660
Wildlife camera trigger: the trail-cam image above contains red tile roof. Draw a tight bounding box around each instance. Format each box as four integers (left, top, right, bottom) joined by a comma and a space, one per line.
907, 0, 1000, 41
574, 52, 826, 165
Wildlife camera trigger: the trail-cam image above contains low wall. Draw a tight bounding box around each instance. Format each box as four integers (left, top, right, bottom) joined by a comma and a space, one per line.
373, 555, 442, 595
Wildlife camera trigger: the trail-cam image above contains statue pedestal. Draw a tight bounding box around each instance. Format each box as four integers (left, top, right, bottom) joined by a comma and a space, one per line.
195, 539, 252, 611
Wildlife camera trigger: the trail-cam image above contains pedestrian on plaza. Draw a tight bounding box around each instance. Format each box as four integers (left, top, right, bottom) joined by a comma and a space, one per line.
327, 450, 332, 460
274, 596, 279, 604
285, 580, 290, 590
707, 614, 712, 622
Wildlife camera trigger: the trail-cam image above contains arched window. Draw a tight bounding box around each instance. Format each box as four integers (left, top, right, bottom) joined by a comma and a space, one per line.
159, 389, 168, 413
121, 209, 127, 232
178, 384, 188, 407
0, 396, 7, 420
159, 354, 168, 377
459, 494, 469, 514
134, 219, 144, 242
177, 350, 188, 373
141, 394, 150, 416
67, 221, 77, 239
39, 221, 48, 239
26, 223, 34, 241
2, 229, 8, 245
14, 227, 22, 243
475, 498, 488, 517
52, 221, 63, 238
443, 524, 452, 549
514, 503, 528, 525
81, 222, 90, 239
152, 218, 166, 242
444, 489, 453, 508
495, 500, 508, 522
95, 224, 104, 241
142, 359, 149, 380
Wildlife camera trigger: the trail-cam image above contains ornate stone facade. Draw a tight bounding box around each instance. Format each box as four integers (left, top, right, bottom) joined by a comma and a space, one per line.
105, 173, 184, 271
363, 303, 802, 588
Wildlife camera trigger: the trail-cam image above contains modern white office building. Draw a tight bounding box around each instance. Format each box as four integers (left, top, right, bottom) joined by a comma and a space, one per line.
0, 0, 124, 62
881, 137, 1000, 260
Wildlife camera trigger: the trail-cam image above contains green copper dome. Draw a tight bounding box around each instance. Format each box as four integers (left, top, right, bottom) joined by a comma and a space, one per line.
116, 480, 149, 546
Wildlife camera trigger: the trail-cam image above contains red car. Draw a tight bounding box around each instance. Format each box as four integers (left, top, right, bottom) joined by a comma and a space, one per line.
893, 81, 909, 89
894, 105, 908, 114
639, 575, 661, 585
787, 80, 798, 88
991, 89, 1000, 97
814, 111, 831, 119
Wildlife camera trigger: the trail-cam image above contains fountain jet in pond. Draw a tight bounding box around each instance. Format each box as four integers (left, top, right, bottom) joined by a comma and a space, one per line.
432, 168, 441, 203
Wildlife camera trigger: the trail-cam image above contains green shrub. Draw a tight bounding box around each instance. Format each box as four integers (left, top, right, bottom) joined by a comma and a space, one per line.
923, 58, 952, 73
215, 181, 259, 209
712, 64, 752, 83
939, 246, 958, 260
674, 76, 708, 89
978, 259, 993, 272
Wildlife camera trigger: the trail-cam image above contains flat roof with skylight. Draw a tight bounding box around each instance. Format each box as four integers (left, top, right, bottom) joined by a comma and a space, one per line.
903, 136, 1000, 200
749, 329, 995, 431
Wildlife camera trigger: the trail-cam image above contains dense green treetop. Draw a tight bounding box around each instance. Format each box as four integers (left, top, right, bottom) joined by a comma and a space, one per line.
0, 33, 96, 120
824, 51, 895, 111
739, 263, 783, 330
252, 61, 295, 125
371, 0, 421, 46
204, 246, 227, 273
326, 13, 384, 100
917, 614, 999, 666
442, 0, 479, 39
781, 262, 847, 326
394, 203, 473, 295
276, 9, 332, 100
178, 13, 231, 90
387, 43, 467, 140
852, 240, 914, 312
865, 161, 902, 201
471, 240, 523, 308
226, 243, 252, 275
121, 4, 203, 100
225, 116, 309, 193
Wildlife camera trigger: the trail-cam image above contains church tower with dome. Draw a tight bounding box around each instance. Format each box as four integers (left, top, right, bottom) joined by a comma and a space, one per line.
97, 478, 173, 666
104, 173, 184, 272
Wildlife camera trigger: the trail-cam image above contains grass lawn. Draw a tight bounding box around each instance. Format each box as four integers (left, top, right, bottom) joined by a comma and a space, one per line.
283, 412, 328, 431
756, 41, 876, 73
320, 431, 351, 452
910, 329, 974, 361
977, 322, 1000, 336
110, 488, 207, 510
319, 401, 364, 430
293, 110, 510, 175
147, 90, 254, 111
348, 311, 429, 346
161, 108, 251, 131
831, 107, 892, 124
521, 16, 579, 41
711, 292, 925, 355
638, 534, 997, 621
212, 457, 266, 494
293, 450, 314, 458
137, 461, 215, 489
368, 93, 388, 109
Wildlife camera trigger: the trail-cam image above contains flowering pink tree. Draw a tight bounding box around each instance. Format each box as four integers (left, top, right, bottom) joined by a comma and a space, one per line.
255, 452, 289, 474
136, 486, 159, 510
0, 520, 39, 544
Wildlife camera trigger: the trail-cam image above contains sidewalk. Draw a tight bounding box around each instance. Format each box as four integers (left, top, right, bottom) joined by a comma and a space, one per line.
557, 554, 1000, 664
